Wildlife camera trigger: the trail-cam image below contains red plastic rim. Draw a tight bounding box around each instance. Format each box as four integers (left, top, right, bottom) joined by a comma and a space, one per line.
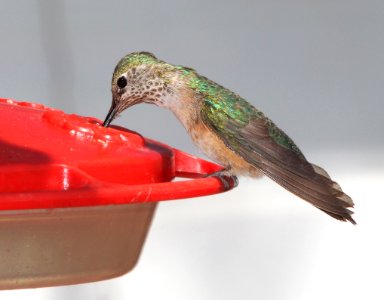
0, 99, 236, 210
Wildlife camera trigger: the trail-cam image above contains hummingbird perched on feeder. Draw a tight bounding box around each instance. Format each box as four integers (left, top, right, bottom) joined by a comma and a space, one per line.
103, 52, 355, 224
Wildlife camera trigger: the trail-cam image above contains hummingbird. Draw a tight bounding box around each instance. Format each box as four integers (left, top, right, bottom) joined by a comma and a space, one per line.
103, 52, 355, 224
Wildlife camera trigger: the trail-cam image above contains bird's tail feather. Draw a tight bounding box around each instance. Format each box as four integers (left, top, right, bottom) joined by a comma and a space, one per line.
261, 160, 356, 224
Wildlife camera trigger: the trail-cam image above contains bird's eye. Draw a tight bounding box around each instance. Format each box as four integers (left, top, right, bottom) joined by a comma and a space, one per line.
117, 76, 127, 88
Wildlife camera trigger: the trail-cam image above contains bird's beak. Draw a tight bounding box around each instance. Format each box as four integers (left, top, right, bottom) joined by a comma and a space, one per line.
102, 102, 119, 127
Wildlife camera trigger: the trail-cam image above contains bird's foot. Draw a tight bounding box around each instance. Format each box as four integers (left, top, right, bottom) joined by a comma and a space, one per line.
204, 167, 238, 190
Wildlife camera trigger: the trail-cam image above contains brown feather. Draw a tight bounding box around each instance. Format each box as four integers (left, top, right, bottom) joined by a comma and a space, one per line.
202, 110, 356, 224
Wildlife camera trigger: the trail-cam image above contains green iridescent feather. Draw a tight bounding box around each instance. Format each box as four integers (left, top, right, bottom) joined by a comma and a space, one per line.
113, 52, 158, 80
178, 68, 304, 157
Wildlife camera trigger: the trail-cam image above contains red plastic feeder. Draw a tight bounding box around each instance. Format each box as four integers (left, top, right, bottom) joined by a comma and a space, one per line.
0, 98, 235, 289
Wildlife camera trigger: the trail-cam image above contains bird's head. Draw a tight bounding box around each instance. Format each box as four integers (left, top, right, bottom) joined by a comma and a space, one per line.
103, 52, 178, 127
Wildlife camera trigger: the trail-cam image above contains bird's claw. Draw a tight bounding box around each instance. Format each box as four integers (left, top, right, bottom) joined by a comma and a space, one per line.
204, 169, 238, 190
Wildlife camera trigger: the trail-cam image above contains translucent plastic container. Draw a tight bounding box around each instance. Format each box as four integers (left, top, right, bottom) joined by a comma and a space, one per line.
0, 99, 236, 289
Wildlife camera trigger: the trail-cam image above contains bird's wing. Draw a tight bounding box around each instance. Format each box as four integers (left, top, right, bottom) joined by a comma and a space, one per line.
200, 92, 355, 224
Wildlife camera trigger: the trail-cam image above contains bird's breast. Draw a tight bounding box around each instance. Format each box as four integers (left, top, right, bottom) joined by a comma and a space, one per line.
188, 121, 262, 177
170, 87, 261, 177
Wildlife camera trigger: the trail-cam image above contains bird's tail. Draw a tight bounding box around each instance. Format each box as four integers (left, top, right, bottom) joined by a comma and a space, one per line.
263, 160, 356, 224
310, 163, 355, 224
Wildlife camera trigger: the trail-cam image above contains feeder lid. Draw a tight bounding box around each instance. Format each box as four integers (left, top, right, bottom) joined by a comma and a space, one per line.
0, 99, 235, 210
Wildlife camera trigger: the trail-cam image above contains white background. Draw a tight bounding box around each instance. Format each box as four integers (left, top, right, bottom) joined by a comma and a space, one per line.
1, 1, 383, 299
